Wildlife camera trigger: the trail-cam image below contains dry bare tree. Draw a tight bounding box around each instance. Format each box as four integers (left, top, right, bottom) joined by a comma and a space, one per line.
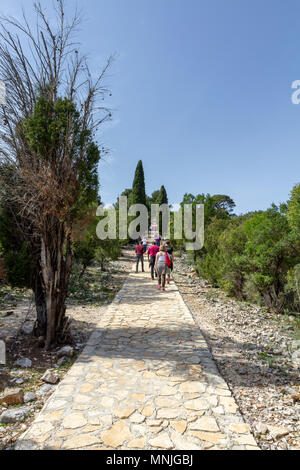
0, 0, 113, 349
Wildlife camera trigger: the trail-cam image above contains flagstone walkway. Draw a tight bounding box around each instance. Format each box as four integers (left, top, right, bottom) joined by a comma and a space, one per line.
16, 264, 259, 450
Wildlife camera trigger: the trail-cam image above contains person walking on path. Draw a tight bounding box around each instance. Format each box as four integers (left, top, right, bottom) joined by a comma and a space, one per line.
165, 240, 174, 285
154, 244, 168, 291
147, 241, 159, 280
142, 237, 148, 253
135, 241, 145, 273
154, 234, 161, 247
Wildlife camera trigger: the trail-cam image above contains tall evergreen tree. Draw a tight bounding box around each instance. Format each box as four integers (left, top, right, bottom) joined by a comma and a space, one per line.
131, 161, 147, 206
158, 186, 168, 205
158, 186, 169, 237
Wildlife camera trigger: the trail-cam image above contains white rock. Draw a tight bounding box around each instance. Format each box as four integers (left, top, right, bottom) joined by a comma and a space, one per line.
13, 358, 32, 368
0, 406, 31, 424
57, 346, 74, 358
255, 422, 268, 434
24, 392, 36, 403
36, 383, 56, 397
21, 323, 34, 335
41, 370, 59, 385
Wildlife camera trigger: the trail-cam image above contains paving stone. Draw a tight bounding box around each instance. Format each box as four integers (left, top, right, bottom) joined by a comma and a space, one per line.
149, 432, 174, 449
63, 434, 101, 450
141, 406, 155, 417
188, 431, 227, 444
219, 396, 239, 413
179, 382, 206, 394
230, 423, 250, 434
129, 411, 146, 423
189, 416, 220, 432
62, 413, 87, 429
114, 408, 135, 419
235, 434, 258, 446
101, 421, 132, 448
170, 432, 203, 450
184, 398, 210, 410
127, 438, 146, 449
155, 397, 179, 408
157, 408, 180, 419
170, 421, 187, 434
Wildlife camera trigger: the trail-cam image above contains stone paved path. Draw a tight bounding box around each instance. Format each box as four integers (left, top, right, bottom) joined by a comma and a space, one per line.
16, 264, 259, 450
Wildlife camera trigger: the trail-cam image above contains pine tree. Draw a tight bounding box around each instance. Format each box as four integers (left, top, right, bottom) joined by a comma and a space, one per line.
131, 161, 147, 206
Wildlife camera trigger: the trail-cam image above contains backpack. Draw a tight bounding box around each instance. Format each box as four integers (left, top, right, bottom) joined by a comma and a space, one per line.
165, 252, 172, 267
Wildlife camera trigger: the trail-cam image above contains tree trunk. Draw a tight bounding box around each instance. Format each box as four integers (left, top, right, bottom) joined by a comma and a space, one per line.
40, 220, 73, 350
32, 271, 47, 337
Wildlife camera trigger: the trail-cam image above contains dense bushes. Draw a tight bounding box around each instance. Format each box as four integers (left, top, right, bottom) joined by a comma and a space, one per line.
193, 186, 300, 313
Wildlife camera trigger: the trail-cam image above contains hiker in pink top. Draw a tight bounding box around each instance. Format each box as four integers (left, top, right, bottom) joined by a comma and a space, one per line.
148, 242, 159, 280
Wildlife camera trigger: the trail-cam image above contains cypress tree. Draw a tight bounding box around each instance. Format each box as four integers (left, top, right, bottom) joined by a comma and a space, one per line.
158, 185, 168, 205
131, 160, 147, 206
158, 186, 169, 237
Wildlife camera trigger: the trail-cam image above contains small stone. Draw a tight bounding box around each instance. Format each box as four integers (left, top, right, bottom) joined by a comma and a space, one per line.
149, 432, 173, 449
36, 384, 56, 397
15, 378, 24, 385
41, 369, 59, 385
0, 388, 24, 405
268, 425, 290, 439
255, 422, 268, 435
57, 346, 74, 358
14, 358, 32, 368
56, 357, 67, 367
24, 392, 36, 403
0, 406, 31, 424
21, 323, 34, 335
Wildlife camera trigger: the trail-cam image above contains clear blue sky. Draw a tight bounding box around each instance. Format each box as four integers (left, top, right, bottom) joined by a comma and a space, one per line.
2, 0, 300, 214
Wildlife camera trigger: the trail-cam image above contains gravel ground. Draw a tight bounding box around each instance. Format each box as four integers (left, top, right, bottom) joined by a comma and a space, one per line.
173, 253, 300, 451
